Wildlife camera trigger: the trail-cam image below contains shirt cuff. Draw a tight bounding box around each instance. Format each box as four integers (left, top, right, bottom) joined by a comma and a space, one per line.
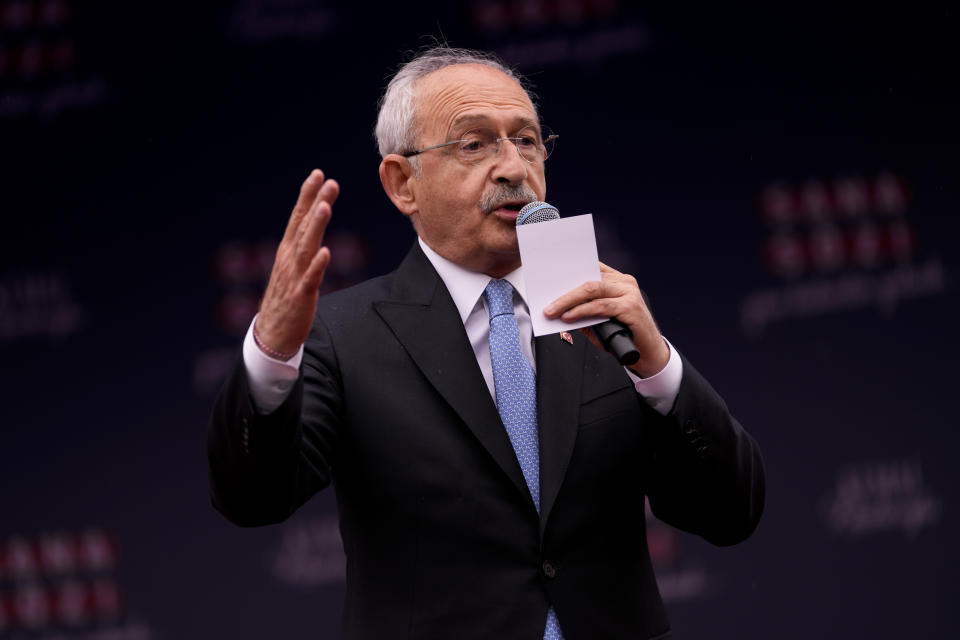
624, 337, 683, 416
242, 314, 303, 414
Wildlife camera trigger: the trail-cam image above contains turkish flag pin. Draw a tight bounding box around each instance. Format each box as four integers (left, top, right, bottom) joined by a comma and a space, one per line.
560, 331, 573, 344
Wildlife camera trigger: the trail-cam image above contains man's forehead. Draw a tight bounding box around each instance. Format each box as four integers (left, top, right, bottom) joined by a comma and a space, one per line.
450, 112, 539, 132
416, 63, 537, 130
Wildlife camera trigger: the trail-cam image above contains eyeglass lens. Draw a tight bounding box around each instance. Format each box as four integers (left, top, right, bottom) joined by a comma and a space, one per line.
457, 128, 556, 163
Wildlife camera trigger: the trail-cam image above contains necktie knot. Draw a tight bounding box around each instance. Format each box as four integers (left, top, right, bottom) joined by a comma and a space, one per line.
484, 279, 516, 319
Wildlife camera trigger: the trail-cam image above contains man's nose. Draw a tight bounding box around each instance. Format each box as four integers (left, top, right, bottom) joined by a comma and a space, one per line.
492, 139, 529, 184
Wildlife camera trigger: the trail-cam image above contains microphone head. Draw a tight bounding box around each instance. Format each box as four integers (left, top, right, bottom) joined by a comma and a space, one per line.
517, 201, 560, 226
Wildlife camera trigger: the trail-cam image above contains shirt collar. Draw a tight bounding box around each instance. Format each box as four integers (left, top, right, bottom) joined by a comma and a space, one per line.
418, 237, 528, 325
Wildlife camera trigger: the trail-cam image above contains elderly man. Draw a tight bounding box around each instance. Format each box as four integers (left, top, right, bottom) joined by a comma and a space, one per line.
209, 47, 764, 640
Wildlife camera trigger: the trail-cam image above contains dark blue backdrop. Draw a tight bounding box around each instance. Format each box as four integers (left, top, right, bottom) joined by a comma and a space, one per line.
2, 2, 957, 638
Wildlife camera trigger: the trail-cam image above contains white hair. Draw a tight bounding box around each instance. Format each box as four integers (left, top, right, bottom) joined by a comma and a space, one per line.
374, 46, 537, 171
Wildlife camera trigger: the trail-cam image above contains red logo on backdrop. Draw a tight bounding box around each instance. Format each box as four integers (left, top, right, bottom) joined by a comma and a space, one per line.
0, 0, 106, 119
740, 171, 944, 336
644, 499, 712, 602
758, 173, 913, 278
0, 530, 124, 633
195, 231, 373, 395
211, 232, 370, 337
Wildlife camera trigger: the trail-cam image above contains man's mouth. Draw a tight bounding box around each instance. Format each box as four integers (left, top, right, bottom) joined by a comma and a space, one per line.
490, 201, 529, 217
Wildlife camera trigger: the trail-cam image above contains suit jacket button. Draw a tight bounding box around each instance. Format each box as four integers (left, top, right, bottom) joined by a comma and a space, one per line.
542, 561, 556, 579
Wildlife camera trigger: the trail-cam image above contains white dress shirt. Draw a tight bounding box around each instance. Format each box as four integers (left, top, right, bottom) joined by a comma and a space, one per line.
243, 237, 683, 416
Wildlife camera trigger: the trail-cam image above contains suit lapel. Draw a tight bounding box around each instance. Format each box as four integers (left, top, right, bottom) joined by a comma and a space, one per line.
373, 244, 532, 504
535, 330, 584, 536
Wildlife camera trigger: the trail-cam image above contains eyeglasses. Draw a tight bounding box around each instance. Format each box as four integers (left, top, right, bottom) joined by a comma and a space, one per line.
402, 126, 558, 164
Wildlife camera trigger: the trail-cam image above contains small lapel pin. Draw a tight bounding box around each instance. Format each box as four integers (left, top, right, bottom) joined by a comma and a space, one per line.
560, 331, 573, 344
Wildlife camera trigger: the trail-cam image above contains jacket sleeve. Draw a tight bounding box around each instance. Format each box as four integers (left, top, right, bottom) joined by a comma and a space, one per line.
644, 354, 766, 546
207, 315, 343, 527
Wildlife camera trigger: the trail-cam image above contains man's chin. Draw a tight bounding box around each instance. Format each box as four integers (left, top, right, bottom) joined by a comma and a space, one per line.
487, 239, 521, 265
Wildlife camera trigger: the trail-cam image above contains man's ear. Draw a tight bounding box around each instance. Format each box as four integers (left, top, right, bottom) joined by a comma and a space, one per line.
379, 154, 418, 217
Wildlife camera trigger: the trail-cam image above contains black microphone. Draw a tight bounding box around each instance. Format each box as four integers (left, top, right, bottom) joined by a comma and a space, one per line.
516, 201, 641, 366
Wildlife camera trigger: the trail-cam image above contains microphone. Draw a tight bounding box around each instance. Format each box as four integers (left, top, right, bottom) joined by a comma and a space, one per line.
516, 201, 641, 366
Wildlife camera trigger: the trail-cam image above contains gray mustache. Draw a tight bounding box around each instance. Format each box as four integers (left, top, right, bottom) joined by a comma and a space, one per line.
479, 184, 538, 214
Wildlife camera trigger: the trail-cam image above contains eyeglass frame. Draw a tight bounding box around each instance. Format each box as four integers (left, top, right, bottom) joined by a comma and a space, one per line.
401, 126, 559, 164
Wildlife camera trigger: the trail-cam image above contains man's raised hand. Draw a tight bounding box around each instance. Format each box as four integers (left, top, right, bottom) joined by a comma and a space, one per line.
254, 170, 340, 358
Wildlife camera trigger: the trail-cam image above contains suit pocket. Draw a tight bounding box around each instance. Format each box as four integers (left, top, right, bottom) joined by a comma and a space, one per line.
578, 382, 638, 429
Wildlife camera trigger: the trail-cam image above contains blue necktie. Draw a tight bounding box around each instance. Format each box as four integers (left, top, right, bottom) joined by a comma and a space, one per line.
484, 279, 564, 640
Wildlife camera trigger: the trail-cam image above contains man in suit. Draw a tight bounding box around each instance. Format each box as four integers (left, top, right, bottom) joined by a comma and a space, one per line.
208, 47, 764, 639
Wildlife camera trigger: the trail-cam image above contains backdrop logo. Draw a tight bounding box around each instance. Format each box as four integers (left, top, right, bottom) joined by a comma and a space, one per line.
0, 272, 85, 342
739, 172, 945, 336
0, 529, 154, 638
819, 459, 942, 539
193, 231, 370, 395
645, 500, 712, 602
0, 0, 106, 119
471, 0, 650, 69
229, 0, 338, 42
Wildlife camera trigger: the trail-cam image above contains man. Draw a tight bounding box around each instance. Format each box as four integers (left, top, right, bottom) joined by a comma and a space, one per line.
209, 47, 764, 640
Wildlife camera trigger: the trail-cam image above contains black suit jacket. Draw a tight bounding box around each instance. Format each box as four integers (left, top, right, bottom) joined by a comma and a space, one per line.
208, 243, 765, 640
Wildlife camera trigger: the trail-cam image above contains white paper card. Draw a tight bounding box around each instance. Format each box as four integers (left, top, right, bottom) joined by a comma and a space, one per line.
516, 213, 607, 337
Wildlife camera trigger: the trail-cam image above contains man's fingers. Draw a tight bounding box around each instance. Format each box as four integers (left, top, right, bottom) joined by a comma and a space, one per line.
306, 178, 340, 221
305, 175, 340, 225
283, 170, 326, 243
544, 280, 605, 317
545, 278, 633, 317
303, 246, 332, 290
295, 201, 332, 265
283, 170, 338, 246
318, 178, 340, 207
559, 298, 619, 322
297, 178, 339, 247
297, 170, 326, 211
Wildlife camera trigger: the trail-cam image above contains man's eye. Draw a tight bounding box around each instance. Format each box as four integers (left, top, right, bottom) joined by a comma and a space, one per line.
460, 138, 487, 153
517, 135, 538, 148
